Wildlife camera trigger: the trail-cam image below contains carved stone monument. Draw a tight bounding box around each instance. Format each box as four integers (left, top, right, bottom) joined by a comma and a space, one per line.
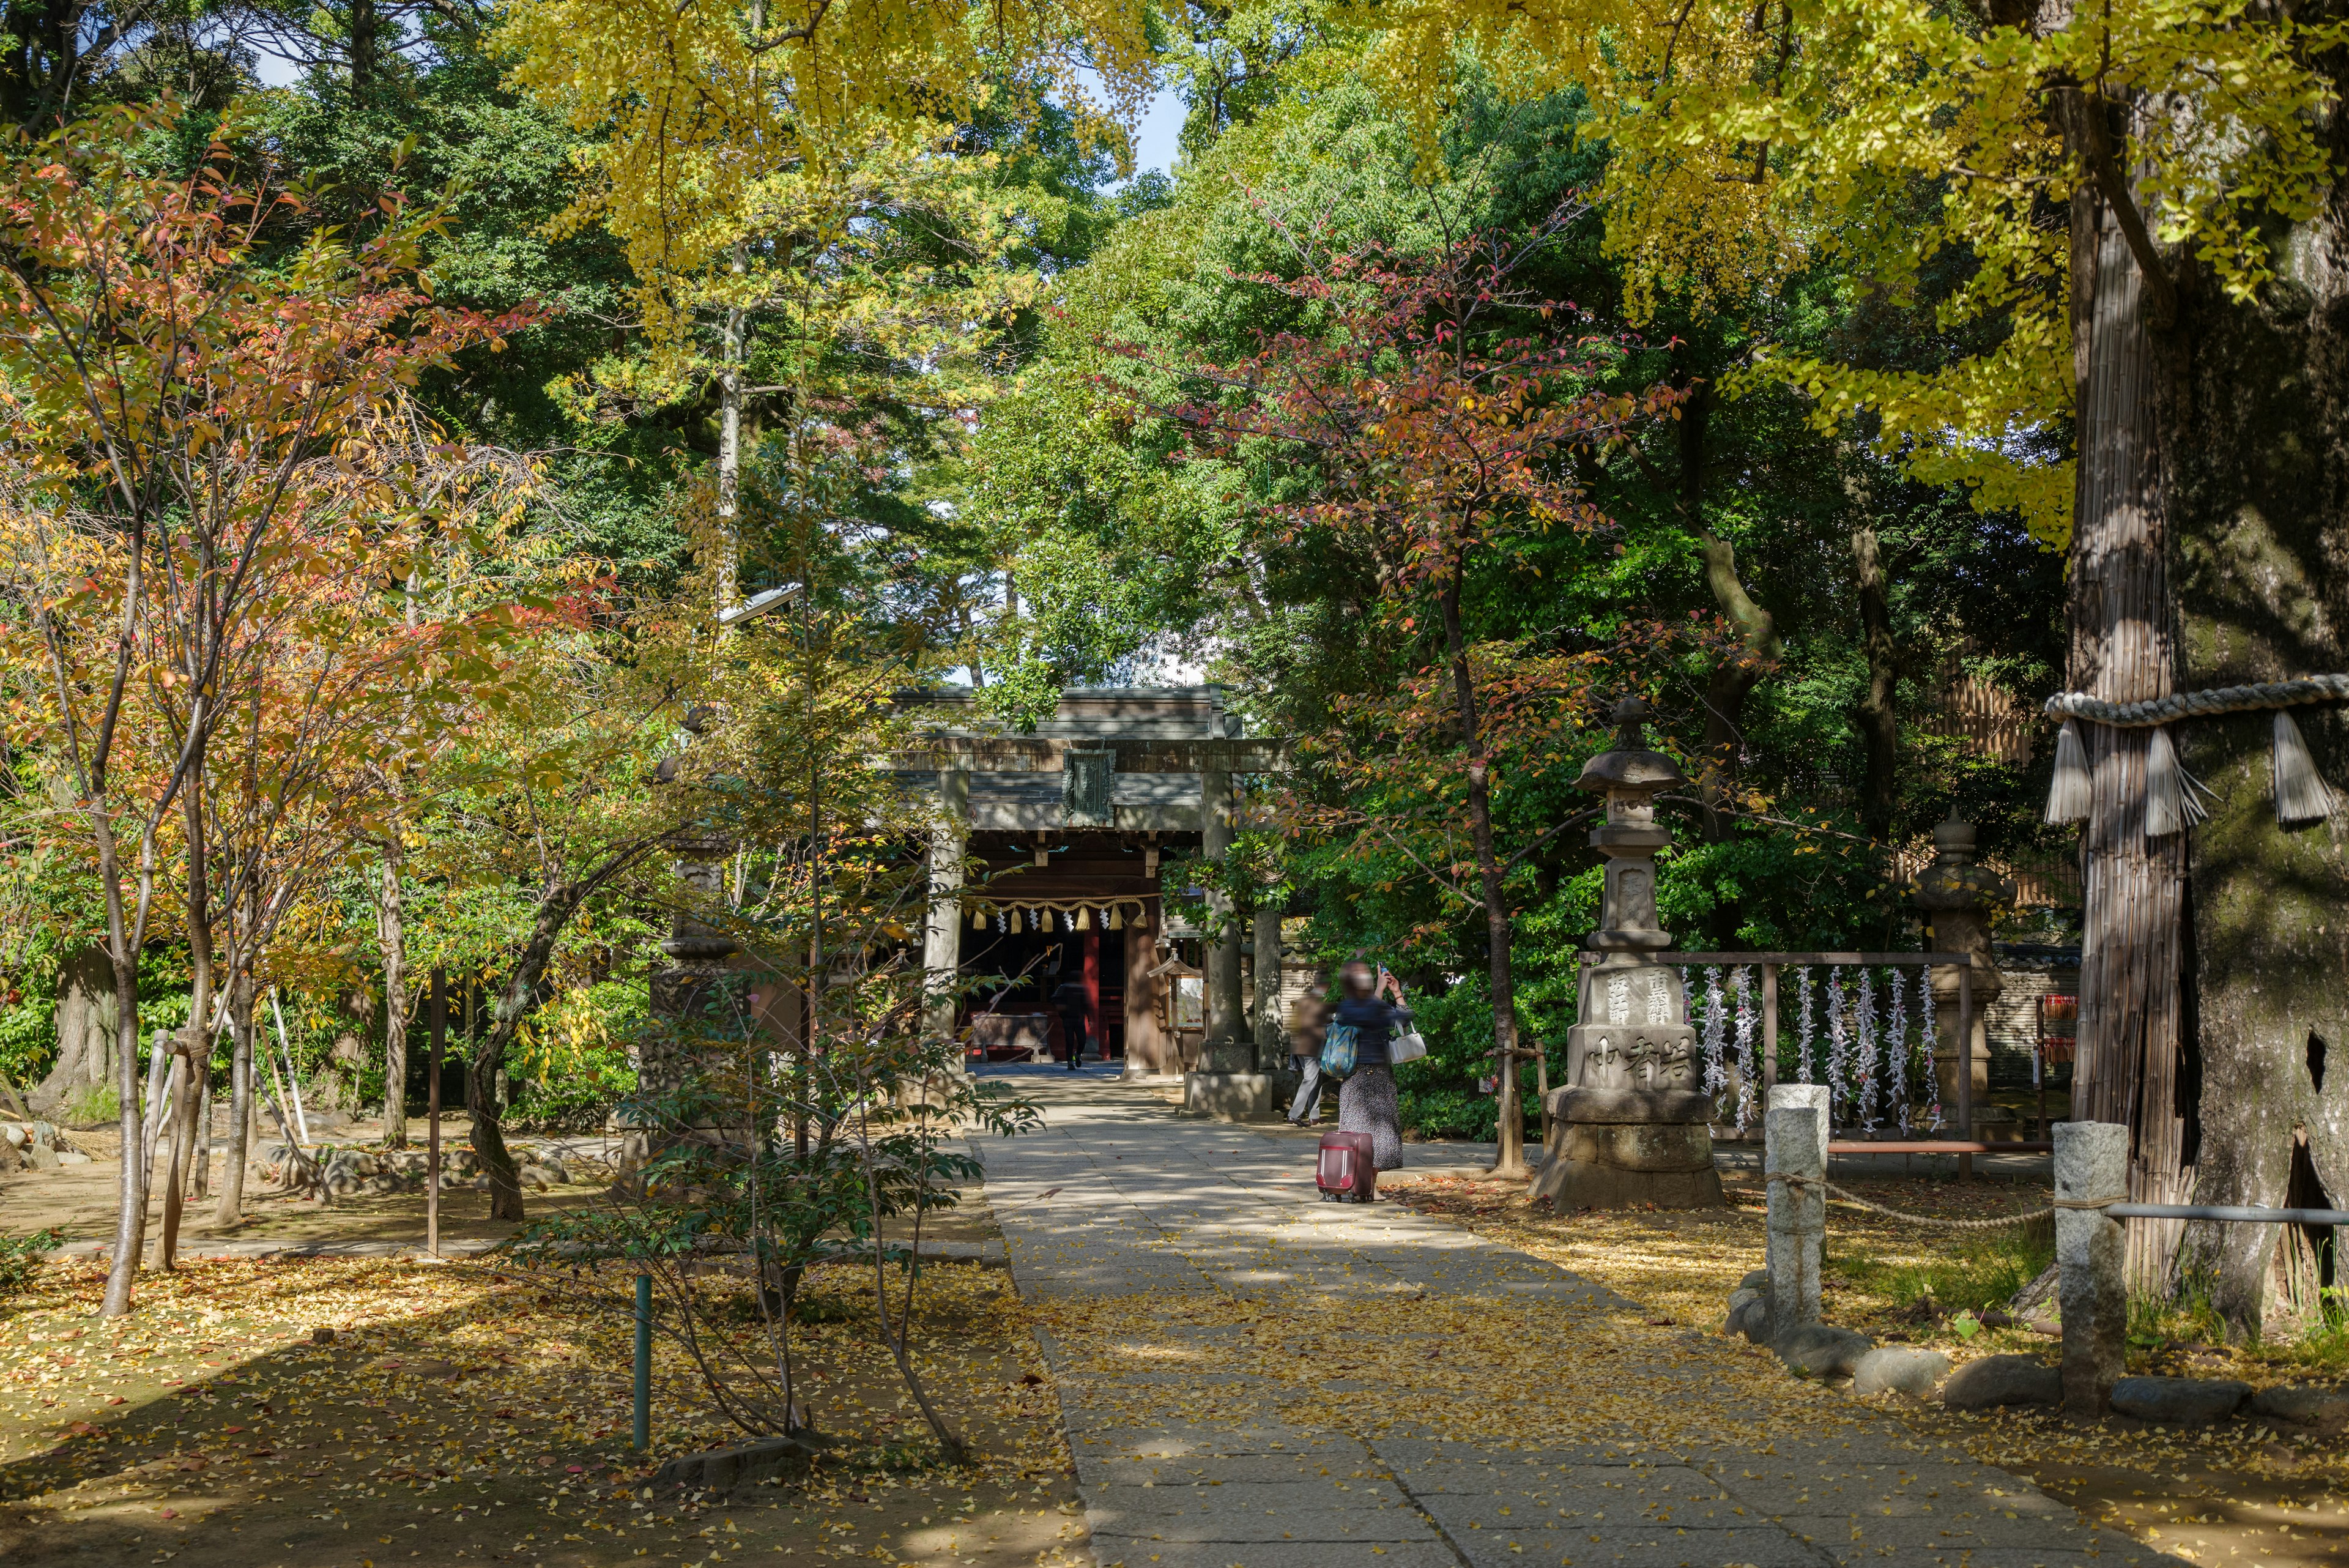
1529, 697, 1725, 1210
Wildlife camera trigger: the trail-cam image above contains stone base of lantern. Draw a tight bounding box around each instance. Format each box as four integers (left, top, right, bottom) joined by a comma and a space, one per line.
1529, 1087, 1725, 1210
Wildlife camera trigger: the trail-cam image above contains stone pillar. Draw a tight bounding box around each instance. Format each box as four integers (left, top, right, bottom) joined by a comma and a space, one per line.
1252, 903, 1283, 1072
2057, 1120, 2129, 1417
634, 829, 744, 1175
1530, 697, 1723, 1209
1765, 1083, 1828, 1337
921, 768, 968, 1042
1912, 813, 2008, 1127
1199, 762, 1248, 1073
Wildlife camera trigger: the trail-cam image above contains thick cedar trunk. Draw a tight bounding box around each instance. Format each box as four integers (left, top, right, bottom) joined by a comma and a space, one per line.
1438, 563, 1526, 1177
2068, 179, 2194, 1288
2162, 87, 2349, 1332
1851, 524, 1899, 842
377, 839, 409, 1147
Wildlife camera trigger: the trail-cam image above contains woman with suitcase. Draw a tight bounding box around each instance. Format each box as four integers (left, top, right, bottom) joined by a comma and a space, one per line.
1331, 959, 1410, 1170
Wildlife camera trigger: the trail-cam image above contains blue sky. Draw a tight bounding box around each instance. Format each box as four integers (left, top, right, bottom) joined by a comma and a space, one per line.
1122, 85, 1187, 181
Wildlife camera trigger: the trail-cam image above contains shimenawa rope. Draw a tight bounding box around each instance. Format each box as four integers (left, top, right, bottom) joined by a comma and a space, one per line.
2041, 675, 2348, 830
2044, 674, 2349, 728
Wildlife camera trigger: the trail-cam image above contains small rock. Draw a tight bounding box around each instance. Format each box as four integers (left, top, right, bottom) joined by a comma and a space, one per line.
1724, 1290, 1772, 1345
1775, 1323, 1873, 1378
1942, 1354, 2062, 1410
2251, 1384, 2349, 1427
1737, 1267, 1771, 1292
653, 1434, 820, 1496
23, 1144, 59, 1171
1852, 1347, 1950, 1399
313, 1326, 337, 1345
2111, 1376, 2252, 1424
1, 1123, 25, 1148
54, 1150, 91, 1166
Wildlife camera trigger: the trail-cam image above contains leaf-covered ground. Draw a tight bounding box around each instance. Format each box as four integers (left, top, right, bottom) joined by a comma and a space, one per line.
1387, 1167, 2349, 1564
0, 1257, 1089, 1567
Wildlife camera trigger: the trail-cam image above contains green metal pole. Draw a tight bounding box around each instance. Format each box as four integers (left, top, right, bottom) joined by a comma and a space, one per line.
633, 1273, 651, 1451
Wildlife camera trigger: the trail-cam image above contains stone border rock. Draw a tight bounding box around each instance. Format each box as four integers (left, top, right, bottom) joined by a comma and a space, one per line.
1722, 1271, 2347, 1429
651, 1433, 828, 1498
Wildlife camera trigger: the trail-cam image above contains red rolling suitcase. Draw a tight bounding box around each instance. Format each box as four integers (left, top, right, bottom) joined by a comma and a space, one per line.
1316, 1129, 1377, 1203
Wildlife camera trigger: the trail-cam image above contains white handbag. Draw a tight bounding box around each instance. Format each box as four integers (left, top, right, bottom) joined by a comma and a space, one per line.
1388, 1027, 1428, 1065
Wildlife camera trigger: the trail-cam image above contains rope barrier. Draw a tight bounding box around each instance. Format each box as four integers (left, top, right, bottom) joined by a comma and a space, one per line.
2044, 674, 2349, 727
1765, 1170, 2071, 1230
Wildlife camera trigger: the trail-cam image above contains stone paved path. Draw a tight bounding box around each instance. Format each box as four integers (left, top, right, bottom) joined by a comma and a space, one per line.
971, 1077, 2177, 1568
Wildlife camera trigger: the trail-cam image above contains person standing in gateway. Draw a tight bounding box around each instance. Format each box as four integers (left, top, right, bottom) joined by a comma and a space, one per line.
1051, 968, 1091, 1070
1333, 960, 1409, 1169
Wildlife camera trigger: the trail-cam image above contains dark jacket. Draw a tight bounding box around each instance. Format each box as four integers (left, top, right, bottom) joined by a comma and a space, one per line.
1333, 995, 1411, 1068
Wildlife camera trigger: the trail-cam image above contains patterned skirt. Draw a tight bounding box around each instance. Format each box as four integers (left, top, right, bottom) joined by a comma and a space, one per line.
1338, 1064, 1403, 1170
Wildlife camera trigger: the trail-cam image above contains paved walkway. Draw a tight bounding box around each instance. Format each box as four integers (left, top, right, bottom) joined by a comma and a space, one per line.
971, 1077, 2175, 1568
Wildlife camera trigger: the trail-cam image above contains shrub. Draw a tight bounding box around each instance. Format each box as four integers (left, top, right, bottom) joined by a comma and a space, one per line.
0, 1230, 62, 1307
510, 1039, 638, 1132
59, 1082, 117, 1127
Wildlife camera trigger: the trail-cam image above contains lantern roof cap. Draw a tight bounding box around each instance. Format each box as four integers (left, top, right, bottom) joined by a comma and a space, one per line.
1576, 696, 1687, 793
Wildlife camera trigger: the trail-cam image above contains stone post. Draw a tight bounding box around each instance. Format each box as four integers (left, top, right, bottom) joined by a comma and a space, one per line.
921, 768, 969, 1042
1252, 902, 1283, 1073
1199, 760, 1248, 1073
2057, 1120, 2129, 1417
1765, 1083, 1828, 1337
1912, 812, 2009, 1131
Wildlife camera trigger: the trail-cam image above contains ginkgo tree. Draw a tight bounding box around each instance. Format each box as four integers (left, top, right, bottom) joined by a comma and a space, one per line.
1318, 0, 2349, 1316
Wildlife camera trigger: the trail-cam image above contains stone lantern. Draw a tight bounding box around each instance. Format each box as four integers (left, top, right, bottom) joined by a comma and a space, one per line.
1910, 812, 2009, 1125
1529, 697, 1724, 1209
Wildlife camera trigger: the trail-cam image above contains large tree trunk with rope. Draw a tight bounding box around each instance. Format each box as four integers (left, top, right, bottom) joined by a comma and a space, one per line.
2066, 177, 2195, 1292
2161, 97, 2349, 1334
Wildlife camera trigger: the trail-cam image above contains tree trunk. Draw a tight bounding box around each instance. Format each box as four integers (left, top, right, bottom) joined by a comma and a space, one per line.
465, 868, 632, 1222
39, 945, 115, 1113
1679, 386, 1781, 944
99, 820, 149, 1319
212, 978, 254, 1229
161, 782, 214, 1271
1438, 562, 1526, 1178
2066, 178, 2194, 1290
2162, 106, 2349, 1334
1851, 524, 1900, 842
377, 839, 409, 1148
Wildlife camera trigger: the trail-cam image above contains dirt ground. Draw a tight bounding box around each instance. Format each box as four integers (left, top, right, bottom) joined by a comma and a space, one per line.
0, 1210, 1083, 1567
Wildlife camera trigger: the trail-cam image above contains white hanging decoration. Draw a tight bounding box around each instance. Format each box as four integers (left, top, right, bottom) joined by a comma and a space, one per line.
1825, 970, 1851, 1126
2145, 726, 2215, 837
1888, 967, 1912, 1134
1701, 967, 1728, 1104
2045, 718, 2091, 825
1855, 967, 1880, 1131
1797, 965, 1817, 1083
1920, 969, 1942, 1130
2274, 710, 2342, 825
1731, 966, 1757, 1130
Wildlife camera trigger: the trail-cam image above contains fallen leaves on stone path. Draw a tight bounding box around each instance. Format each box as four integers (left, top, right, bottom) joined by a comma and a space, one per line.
1386, 1170, 2349, 1564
